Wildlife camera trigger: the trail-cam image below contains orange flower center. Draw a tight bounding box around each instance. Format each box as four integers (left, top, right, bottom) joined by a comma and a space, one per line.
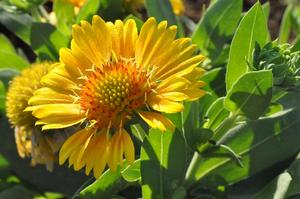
80, 60, 150, 129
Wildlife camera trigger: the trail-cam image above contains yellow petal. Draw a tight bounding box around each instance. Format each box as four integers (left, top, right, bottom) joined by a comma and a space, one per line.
73, 129, 95, 170
138, 111, 175, 132
60, 40, 93, 75
158, 55, 205, 80
31, 104, 83, 118
41, 70, 79, 91
28, 88, 74, 105
183, 88, 206, 101
82, 136, 98, 176
107, 132, 123, 171
136, 18, 177, 70
59, 128, 93, 165
148, 96, 184, 113
84, 131, 107, 176
123, 19, 138, 58
72, 16, 111, 66
158, 92, 188, 101
156, 77, 189, 93
93, 133, 109, 178
121, 129, 135, 164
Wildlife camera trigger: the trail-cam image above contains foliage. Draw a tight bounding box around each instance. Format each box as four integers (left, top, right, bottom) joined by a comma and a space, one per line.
0, 0, 300, 198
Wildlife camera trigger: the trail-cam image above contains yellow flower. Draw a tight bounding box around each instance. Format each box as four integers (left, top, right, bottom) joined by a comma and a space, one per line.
5, 62, 66, 171
27, 16, 205, 178
14, 126, 71, 171
170, 0, 185, 15
6, 63, 53, 128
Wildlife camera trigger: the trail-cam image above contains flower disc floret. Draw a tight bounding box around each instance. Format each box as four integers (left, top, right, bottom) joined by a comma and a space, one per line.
80, 60, 150, 129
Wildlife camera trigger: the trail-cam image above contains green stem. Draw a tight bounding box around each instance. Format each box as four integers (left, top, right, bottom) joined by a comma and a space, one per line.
212, 112, 239, 141
184, 112, 239, 188
38, 5, 50, 22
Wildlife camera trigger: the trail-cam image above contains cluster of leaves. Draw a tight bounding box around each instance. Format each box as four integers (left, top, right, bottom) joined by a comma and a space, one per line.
0, 0, 300, 198
253, 42, 300, 88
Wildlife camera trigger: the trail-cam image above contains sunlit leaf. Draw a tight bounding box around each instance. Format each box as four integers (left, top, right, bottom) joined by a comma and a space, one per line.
78, 161, 140, 199
226, 2, 268, 91
204, 97, 230, 131
278, 5, 292, 44
0, 34, 15, 53
224, 71, 273, 119
141, 129, 187, 198
0, 8, 32, 44
192, 0, 242, 60
53, 0, 75, 36
30, 22, 69, 61
187, 109, 300, 186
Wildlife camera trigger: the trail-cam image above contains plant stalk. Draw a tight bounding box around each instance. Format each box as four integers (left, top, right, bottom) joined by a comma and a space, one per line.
184, 112, 239, 188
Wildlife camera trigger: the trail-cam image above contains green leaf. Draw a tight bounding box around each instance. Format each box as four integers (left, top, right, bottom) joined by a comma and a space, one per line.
121, 160, 141, 182
30, 22, 69, 61
0, 68, 19, 88
226, 2, 268, 91
130, 123, 146, 142
144, 0, 183, 36
204, 97, 230, 131
99, 0, 123, 21
0, 153, 9, 169
171, 186, 186, 199
262, 2, 270, 21
278, 5, 292, 44
192, 128, 214, 153
0, 51, 29, 70
53, 0, 75, 36
0, 81, 5, 112
253, 172, 291, 199
277, 90, 300, 110
78, 170, 124, 199
78, 161, 140, 199
192, 0, 242, 60
141, 129, 187, 199
145, 0, 176, 24
253, 152, 300, 199
0, 8, 32, 44
0, 185, 35, 199
0, 34, 15, 53
291, 36, 300, 52
76, 0, 102, 23
187, 109, 300, 186
201, 67, 226, 99
224, 71, 273, 120
263, 102, 283, 116
183, 96, 215, 149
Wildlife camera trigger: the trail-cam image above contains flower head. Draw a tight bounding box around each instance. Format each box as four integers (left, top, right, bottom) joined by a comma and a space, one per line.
5, 62, 67, 170
6, 62, 53, 128
27, 16, 205, 178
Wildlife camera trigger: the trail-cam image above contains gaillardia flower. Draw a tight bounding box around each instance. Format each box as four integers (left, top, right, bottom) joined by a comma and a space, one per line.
6, 63, 69, 171
170, 0, 185, 15
27, 16, 205, 178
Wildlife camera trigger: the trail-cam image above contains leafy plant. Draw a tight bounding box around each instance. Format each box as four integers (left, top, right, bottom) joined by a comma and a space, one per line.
0, 0, 299, 199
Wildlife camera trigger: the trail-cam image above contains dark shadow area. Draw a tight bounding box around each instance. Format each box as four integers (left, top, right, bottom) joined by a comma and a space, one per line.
0, 112, 89, 197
